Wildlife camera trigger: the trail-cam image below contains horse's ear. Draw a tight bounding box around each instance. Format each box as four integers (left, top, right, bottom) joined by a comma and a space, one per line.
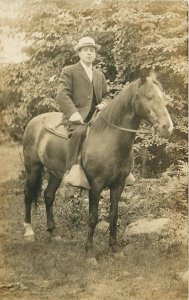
139, 68, 150, 84
149, 70, 157, 80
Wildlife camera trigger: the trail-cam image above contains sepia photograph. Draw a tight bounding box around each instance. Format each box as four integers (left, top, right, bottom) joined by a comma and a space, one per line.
0, 0, 188, 299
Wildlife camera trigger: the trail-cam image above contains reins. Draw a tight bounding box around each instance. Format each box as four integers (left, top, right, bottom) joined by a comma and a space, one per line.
99, 114, 151, 134
43, 104, 151, 138
90, 88, 152, 134
83, 103, 152, 134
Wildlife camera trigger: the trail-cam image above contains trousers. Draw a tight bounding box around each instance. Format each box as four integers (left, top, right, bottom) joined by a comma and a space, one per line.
66, 123, 88, 170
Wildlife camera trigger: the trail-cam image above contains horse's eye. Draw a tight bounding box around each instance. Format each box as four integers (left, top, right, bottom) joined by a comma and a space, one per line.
146, 96, 152, 101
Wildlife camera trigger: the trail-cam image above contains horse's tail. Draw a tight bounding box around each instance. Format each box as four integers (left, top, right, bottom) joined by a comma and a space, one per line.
24, 163, 44, 208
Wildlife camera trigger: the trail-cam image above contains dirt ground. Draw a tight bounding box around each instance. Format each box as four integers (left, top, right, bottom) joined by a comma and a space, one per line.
0, 143, 188, 300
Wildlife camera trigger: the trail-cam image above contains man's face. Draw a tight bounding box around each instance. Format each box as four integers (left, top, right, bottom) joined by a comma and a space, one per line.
78, 47, 96, 65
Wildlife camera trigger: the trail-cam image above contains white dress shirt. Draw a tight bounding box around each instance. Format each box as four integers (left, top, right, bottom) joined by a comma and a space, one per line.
80, 61, 93, 82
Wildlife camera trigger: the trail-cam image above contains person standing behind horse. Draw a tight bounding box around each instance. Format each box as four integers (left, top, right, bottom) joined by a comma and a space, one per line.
56, 36, 111, 188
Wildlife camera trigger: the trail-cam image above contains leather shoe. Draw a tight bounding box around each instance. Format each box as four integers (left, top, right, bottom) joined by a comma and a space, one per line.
125, 173, 136, 186
63, 164, 90, 189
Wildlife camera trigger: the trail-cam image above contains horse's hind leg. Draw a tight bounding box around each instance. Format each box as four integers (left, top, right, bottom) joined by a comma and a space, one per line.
44, 174, 62, 237
109, 180, 125, 251
85, 188, 101, 255
24, 163, 43, 240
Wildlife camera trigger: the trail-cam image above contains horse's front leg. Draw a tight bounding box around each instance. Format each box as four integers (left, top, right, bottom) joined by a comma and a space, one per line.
85, 188, 101, 255
44, 174, 62, 238
109, 180, 125, 251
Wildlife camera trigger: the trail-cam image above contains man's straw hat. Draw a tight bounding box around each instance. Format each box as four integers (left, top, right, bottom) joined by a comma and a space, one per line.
74, 36, 100, 51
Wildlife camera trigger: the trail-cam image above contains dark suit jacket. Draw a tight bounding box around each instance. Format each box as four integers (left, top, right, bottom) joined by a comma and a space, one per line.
57, 61, 111, 120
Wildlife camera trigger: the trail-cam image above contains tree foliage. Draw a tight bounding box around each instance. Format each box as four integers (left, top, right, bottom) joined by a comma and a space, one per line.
0, 0, 187, 176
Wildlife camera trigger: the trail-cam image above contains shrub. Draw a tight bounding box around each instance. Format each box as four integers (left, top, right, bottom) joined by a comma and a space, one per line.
0, 0, 187, 175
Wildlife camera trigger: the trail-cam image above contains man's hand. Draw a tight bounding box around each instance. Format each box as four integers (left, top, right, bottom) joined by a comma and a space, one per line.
96, 102, 106, 111
69, 112, 84, 124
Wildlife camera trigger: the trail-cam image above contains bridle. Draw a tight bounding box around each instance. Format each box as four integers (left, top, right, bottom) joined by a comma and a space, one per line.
97, 90, 158, 134
99, 114, 151, 134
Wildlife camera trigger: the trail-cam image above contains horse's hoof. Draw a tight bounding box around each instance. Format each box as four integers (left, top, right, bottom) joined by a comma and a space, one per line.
24, 223, 34, 241
51, 235, 62, 241
109, 245, 118, 254
113, 251, 125, 259
86, 257, 98, 266
47, 228, 61, 241
24, 234, 35, 242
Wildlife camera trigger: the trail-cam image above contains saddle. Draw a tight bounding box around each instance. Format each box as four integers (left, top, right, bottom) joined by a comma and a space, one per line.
42, 114, 69, 139
42, 113, 95, 190
42, 110, 100, 138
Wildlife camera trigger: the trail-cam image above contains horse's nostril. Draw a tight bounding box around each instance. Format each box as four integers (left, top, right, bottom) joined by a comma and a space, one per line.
160, 123, 173, 137
162, 124, 169, 130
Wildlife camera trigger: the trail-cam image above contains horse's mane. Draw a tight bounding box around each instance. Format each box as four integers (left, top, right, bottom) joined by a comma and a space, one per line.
92, 79, 141, 132
91, 73, 162, 132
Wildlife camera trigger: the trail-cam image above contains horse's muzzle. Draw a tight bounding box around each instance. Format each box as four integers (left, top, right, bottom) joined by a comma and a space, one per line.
158, 120, 173, 138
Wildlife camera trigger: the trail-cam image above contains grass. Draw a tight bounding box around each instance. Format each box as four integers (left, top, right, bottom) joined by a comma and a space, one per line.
0, 144, 187, 299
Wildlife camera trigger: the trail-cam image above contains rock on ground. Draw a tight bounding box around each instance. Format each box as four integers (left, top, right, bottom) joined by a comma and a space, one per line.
123, 218, 171, 240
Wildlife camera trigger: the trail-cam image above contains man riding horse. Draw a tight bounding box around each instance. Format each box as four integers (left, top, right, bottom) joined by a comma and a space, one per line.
56, 36, 135, 188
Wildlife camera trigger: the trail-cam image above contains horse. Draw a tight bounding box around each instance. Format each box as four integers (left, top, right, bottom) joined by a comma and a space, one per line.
23, 72, 173, 254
